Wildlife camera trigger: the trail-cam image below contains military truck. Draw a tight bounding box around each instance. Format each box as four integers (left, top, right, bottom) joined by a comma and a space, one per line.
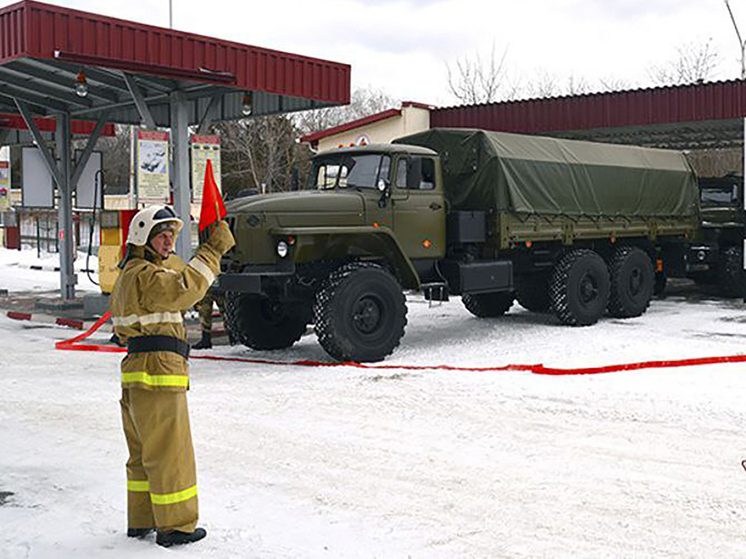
685, 174, 744, 297
218, 128, 699, 362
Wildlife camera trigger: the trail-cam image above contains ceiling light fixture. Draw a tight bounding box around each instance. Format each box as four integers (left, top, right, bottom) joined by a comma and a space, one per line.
74, 70, 88, 98
241, 92, 253, 116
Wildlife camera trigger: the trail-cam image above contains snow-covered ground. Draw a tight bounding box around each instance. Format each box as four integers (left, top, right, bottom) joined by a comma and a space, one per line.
0, 246, 99, 293
2, 247, 746, 558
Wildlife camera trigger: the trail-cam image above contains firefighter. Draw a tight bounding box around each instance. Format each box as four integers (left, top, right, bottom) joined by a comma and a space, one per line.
110, 205, 234, 547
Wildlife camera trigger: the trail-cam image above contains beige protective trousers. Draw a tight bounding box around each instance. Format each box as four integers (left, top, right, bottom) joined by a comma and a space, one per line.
120, 387, 198, 532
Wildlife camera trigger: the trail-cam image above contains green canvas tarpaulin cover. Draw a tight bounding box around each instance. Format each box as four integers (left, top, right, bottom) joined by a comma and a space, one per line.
394, 128, 699, 217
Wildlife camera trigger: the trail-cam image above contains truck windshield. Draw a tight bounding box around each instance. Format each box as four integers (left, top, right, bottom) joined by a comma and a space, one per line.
308, 154, 390, 190
700, 184, 739, 206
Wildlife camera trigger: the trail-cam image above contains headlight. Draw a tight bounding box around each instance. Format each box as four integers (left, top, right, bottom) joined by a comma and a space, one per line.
276, 240, 289, 258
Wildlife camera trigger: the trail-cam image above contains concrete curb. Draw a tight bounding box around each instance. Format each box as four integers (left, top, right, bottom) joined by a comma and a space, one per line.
27, 264, 61, 272
6, 310, 86, 330
5, 309, 221, 337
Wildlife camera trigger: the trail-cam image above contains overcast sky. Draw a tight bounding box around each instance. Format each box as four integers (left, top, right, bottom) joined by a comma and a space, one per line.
50, 0, 746, 106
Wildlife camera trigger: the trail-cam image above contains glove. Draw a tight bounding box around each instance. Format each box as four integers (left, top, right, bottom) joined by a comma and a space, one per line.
205, 220, 235, 255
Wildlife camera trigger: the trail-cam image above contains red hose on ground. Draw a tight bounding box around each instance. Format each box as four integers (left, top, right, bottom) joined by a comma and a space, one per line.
53, 312, 746, 375
54, 312, 124, 353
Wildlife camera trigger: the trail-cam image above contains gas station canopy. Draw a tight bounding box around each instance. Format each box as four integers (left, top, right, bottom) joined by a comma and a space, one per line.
0, 0, 350, 124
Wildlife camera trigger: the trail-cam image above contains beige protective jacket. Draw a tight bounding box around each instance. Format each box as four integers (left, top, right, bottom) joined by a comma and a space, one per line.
110, 223, 234, 391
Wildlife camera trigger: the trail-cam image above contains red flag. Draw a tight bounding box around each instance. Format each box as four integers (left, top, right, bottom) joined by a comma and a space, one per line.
198, 159, 226, 232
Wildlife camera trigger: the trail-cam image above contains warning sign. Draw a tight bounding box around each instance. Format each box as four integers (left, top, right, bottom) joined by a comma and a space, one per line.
191, 134, 221, 201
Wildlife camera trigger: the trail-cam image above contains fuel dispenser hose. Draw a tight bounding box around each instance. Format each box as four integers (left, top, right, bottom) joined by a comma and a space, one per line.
53, 312, 746, 375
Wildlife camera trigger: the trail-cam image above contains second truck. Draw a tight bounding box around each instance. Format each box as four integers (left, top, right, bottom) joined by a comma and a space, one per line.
218, 128, 700, 362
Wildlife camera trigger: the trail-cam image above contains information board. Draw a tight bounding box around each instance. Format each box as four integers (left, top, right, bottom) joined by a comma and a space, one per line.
191, 134, 221, 201
136, 129, 170, 202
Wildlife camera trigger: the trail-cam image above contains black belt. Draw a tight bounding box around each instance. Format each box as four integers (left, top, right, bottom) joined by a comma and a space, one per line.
127, 335, 190, 359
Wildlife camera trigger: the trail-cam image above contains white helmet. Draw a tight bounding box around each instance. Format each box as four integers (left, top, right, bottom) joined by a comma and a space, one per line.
126, 205, 184, 246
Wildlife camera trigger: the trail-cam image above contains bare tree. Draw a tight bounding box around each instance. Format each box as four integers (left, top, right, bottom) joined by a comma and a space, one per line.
525, 71, 560, 99
648, 38, 720, 85
565, 75, 592, 96
446, 44, 518, 104
95, 124, 131, 195
597, 76, 631, 93
520, 71, 592, 99
294, 87, 398, 135
216, 116, 311, 196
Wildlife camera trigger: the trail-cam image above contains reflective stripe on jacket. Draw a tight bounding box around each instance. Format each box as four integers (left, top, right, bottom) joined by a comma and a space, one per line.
110, 243, 222, 391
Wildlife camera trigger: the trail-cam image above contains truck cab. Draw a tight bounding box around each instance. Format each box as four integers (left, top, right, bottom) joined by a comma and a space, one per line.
308, 144, 446, 262
219, 144, 447, 362
687, 174, 745, 296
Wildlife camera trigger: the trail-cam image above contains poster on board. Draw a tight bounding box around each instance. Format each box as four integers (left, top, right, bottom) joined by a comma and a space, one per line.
136, 130, 170, 202
191, 134, 221, 201
0, 158, 9, 211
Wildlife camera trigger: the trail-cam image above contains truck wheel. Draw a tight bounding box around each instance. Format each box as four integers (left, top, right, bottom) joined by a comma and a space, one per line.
515, 274, 551, 312
607, 246, 654, 318
462, 292, 514, 317
549, 249, 609, 326
717, 246, 744, 298
313, 262, 407, 362
223, 293, 309, 350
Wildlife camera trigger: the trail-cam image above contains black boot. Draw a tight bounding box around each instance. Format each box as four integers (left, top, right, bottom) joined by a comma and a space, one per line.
127, 527, 154, 538
156, 527, 207, 547
192, 331, 212, 349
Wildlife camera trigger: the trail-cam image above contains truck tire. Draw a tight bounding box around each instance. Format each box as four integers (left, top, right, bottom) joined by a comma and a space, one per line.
223, 293, 310, 350
717, 246, 744, 298
314, 262, 407, 362
549, 249, 609, 326
462, 292, 514, 317
607, 246, 654, 318
515, 274, 551, 312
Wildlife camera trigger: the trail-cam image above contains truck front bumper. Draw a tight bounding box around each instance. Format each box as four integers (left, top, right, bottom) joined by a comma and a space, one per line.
216, 262, 296, 295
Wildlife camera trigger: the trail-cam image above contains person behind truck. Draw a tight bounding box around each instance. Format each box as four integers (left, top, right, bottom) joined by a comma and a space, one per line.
192, 287, 229, 349
109, 205, 235, 548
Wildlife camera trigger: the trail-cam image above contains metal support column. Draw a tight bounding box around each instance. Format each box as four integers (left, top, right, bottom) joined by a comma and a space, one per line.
196, 95, 221, 135
56, 112, 76, 300
170, 91, 191, 260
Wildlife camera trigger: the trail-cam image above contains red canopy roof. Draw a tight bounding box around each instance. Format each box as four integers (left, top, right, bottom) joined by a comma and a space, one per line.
0, 112, 115, 135
432, 81, 746, 149
0, 1, 351, 124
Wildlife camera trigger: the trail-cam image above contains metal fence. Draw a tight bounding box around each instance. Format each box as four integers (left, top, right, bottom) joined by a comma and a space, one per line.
16, 209, 100, 257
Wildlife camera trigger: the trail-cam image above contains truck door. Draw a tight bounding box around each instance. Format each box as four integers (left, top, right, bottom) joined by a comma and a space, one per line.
361, 154, 394, 230
391, 155, 446, 259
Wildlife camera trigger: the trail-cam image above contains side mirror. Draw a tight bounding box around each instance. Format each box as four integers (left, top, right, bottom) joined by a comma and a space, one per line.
377, 179, 391, 208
